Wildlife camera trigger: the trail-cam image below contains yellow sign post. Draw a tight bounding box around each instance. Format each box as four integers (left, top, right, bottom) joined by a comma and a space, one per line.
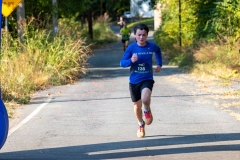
2, 0, 22, 17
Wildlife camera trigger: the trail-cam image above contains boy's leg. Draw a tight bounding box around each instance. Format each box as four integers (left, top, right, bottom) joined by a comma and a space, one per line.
142, 88, 153, 125
129, 82, 145, 138
122, 40, 125, 51
133, 100, 145, 138
124, 41, 129, 52
125, 40, 129, 48
133, 100, 143, 123
141, 80, 154, 125
141, 88, 151, 111
122, 42, 125, 51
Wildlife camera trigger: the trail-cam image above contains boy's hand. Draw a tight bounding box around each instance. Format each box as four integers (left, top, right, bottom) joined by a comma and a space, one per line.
155, 65, 161, 72
131, 54, 138, 63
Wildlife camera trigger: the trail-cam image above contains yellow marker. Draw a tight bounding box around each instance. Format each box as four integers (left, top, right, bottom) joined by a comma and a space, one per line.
2, 0, 22, 17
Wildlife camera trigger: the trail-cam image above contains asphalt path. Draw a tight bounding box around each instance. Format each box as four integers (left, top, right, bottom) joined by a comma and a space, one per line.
0, 25, 240, 159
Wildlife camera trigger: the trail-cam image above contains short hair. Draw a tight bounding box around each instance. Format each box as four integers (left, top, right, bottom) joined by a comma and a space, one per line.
134, 23, 149, 35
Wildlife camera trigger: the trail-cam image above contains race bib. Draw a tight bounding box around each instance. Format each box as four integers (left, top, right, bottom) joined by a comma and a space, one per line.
131, 63, 152, 73
123, 34, 129, 39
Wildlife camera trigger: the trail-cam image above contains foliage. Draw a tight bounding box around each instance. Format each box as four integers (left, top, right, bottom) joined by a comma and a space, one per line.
154, 0, 197, 48
57, 0, 90, 18
193, 40, 240, 77
78, 16, 118, 47
153, 0, 240, 79
155, 0, 240, 44
108, 0, 130, 18
128, 18, 154, 30
5, 0, 131, 38
193, 0, 240, 42
214, 0, 240, 42
0, 17, 117, 105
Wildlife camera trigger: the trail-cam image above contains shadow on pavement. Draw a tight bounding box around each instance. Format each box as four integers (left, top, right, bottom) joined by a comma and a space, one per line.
0, 133, 240, 159
85, 66, 183, 79
30, 92, 216, 105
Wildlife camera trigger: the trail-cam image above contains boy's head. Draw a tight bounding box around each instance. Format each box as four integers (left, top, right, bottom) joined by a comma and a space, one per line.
134, 24, 149, 35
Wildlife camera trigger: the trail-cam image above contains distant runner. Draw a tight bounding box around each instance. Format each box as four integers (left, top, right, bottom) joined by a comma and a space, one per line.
120, 22, 131, 52
120, 23, 162, 138
117, 16, 125, 30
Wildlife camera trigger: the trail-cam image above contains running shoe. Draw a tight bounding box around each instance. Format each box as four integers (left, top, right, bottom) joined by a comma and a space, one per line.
137, 121, 145, 138
144, 109, 153, 125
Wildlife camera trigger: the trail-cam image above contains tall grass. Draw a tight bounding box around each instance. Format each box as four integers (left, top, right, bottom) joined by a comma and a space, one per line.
193, 40, 240, 79
150, 11, 240, 80
1, 27, 91, 104
0, 17, 117, 111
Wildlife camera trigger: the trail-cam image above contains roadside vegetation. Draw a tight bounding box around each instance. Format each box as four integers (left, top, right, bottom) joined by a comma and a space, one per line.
127, 2, 240, 97
153, 0, 240, 95
128, 18, 154, 30
0, 17, 117, 117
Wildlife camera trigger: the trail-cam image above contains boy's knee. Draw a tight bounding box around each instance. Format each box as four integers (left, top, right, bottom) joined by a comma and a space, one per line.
133, 101, 142, 109
141, 96, 150, 105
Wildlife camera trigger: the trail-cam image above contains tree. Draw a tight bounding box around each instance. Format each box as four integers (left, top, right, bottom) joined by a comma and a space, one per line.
17, 0, 25, 43
52, 0, 58, 34
7, 0, 132, 40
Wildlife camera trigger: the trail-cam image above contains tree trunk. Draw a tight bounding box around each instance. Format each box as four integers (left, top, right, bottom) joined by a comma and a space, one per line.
179, 0, 182, 47
17, 0, 25, 43
87, 7, 93, 39
52, 0, 58, 34
154, 2, 162, 30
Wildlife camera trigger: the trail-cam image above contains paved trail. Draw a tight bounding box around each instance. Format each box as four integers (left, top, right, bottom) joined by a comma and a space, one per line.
0, 25, 240, 160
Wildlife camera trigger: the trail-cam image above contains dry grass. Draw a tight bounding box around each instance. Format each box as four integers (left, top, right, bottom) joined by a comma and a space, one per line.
192, 39, 240, 79
0, 19, 92, 105
0, 17, 118, 118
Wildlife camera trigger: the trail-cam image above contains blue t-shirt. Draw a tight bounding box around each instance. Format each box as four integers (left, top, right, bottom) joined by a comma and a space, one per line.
120, 41, 162, 84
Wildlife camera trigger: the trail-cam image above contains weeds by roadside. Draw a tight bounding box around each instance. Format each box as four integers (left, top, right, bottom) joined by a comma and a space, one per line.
0, 17, 118, 117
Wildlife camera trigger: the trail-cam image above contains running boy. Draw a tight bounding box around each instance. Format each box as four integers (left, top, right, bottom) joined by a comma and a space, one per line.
120, 23, 162, 138
120, 23, 131, 52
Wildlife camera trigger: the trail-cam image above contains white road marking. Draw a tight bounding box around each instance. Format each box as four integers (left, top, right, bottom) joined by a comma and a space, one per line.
8, 96, 52, 136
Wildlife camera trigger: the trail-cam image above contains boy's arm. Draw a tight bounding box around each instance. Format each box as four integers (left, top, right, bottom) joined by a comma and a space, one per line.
154, 45, 162, 72
120, 46, 133, 68
154, 45, 162, 67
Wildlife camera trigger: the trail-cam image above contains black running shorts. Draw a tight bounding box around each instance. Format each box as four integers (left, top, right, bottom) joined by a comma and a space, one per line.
122, 39, 129, 43
129, 80, 154, 102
